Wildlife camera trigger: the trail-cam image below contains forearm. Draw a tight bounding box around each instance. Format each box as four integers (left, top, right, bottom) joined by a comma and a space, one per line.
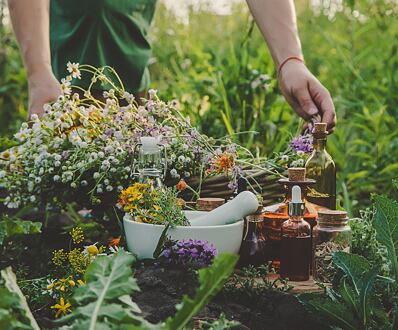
8, 0, 51, 78
246, 0, 303, 66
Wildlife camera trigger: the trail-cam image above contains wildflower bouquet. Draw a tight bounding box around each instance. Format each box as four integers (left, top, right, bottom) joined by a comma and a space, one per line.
0, 63, 266, 210
117, 182, 188, 226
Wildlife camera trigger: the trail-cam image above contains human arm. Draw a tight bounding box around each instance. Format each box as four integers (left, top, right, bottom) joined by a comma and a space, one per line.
246, 0, 336, 131
8, 0, 61, 118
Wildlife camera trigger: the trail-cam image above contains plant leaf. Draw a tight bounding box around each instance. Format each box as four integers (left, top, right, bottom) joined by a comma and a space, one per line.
162, 253, 238, 330
373, 194, 398, 281
359, 265, 379, 327
333, 252, 371, 295
0, 216, 42, 245
57, 250, 149, 330
0, 267, 40, 330
299, 293, 359, 330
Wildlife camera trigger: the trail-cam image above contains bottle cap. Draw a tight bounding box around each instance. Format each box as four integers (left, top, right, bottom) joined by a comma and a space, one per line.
288, 185, 305, 216
317, 210, 348, 224
140, 136, 161, 154
313, 122, 328, 138
288, 167, 306, 182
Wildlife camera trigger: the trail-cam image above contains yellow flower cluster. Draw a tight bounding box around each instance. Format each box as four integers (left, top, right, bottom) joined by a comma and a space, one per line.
52, 249, 67, 267
47, 276, 84, 293
118, 182, 164, 224
117, 182, 148, 212
68, 248, 91, 274
70, 226, 84, 245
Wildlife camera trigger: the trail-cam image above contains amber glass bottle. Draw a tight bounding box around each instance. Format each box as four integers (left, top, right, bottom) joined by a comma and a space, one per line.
280, 185, 311, 281
239, 207, 268, 266
305, 123, 336, 210
263, 168, 321, 269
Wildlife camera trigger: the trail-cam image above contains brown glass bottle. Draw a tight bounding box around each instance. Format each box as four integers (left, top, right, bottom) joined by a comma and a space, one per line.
263, 168, 322, 269
239, 209, 268, 267
280, 186, 311, 281
305, 123, 336, 210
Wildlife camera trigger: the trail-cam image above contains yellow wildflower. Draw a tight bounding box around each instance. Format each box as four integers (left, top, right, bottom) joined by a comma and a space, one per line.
52, 249, 67, 267
51, 298, 72, 318
70, 227, 84, 245
86, 244, 99, 256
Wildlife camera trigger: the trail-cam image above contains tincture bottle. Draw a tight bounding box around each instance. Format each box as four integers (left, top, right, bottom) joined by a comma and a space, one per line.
280, 185, 311, 281
305, 123, 336, 209
263, 168, 321, 269
239, 205, 268, 267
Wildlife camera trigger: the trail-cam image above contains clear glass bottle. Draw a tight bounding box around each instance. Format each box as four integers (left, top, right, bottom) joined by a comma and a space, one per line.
280, 186, 311, 281
313, 210, 351, 283
134, 137, 166, 191
305, 123, 336, 210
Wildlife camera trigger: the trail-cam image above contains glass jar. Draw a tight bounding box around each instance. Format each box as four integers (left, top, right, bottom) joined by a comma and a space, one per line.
313, 210, 351, 283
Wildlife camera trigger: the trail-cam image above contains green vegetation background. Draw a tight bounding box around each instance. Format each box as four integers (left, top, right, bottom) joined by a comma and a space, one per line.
1, 0, 397, 215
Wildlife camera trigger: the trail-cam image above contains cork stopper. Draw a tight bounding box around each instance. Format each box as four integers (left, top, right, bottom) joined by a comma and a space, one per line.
288, 167, 306, 182
317, 210, 348, 224
196, 198, 225, 211
313, 122, 328, 137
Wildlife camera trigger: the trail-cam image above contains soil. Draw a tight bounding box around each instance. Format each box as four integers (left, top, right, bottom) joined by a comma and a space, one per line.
134, 262, 328, 330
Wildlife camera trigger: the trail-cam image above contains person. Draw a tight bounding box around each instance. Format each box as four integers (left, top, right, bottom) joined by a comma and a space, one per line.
7, 0, 336, 131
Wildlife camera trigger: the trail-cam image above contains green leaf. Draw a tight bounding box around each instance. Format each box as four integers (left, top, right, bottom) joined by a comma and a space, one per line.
58, 250, 150, 330
373, 194, 398, 281
0, 267, 40, 330
333, 252, 371, 295
0, 216, 42, 245
162, 253, 238, 330
359, 265, 379, 327
299, 294, 359, 330
153, 224, 170, 259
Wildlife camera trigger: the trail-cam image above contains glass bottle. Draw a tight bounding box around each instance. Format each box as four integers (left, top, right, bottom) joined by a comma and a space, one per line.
313, 210, 351, 283
280, 185, 311, 281
263, 168, 322, 269
134, 136, 167, 191
239, 206, 268, 267
305, 123, 336, 210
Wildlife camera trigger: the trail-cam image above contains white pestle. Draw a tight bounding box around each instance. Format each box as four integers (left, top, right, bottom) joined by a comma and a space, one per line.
189, 191, 259, 227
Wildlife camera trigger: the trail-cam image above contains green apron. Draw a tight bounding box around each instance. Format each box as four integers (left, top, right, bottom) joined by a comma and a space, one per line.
50, 0, 157, 93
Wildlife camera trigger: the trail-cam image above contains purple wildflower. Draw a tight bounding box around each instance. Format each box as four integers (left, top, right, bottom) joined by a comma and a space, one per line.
161, 239, 217, 269
290, 134, 313, 153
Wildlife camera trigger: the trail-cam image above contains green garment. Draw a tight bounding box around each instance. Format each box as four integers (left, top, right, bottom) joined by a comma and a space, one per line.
50, 0, 157, 93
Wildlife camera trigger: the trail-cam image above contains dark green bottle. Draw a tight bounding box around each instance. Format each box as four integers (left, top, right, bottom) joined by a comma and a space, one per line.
305, 123, 336, 210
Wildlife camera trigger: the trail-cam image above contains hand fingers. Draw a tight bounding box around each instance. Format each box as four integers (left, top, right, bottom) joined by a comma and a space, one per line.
309, 82, 337, 133
293, 86, 319, 120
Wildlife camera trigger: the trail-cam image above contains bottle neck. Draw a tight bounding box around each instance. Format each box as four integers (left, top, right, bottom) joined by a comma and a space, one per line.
290, 215, 303, 222
313, 137, 326, 151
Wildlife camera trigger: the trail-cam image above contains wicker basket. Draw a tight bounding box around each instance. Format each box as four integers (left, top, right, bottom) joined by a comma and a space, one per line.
174, 169, 287, 206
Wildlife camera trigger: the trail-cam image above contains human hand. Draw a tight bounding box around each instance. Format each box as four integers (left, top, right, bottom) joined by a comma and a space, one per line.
28, 68, 61, 118
278, 60, 336, 133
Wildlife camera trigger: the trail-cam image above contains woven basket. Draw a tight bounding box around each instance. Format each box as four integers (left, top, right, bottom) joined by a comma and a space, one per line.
173, 169, 287, 206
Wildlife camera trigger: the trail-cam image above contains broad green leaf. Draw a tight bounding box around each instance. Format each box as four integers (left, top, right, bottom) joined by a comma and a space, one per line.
0, 267, 40, 330
0, 216, 42, 245
373, 195, 398, 281
333, 252, 371, 295
359, 265, 379, 327
162, 253, 238, 330
58, 250, 149, 330
299, 294, 359, 330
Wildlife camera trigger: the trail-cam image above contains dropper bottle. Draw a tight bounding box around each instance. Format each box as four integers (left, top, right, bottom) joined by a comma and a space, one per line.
280, 185, 311, 281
